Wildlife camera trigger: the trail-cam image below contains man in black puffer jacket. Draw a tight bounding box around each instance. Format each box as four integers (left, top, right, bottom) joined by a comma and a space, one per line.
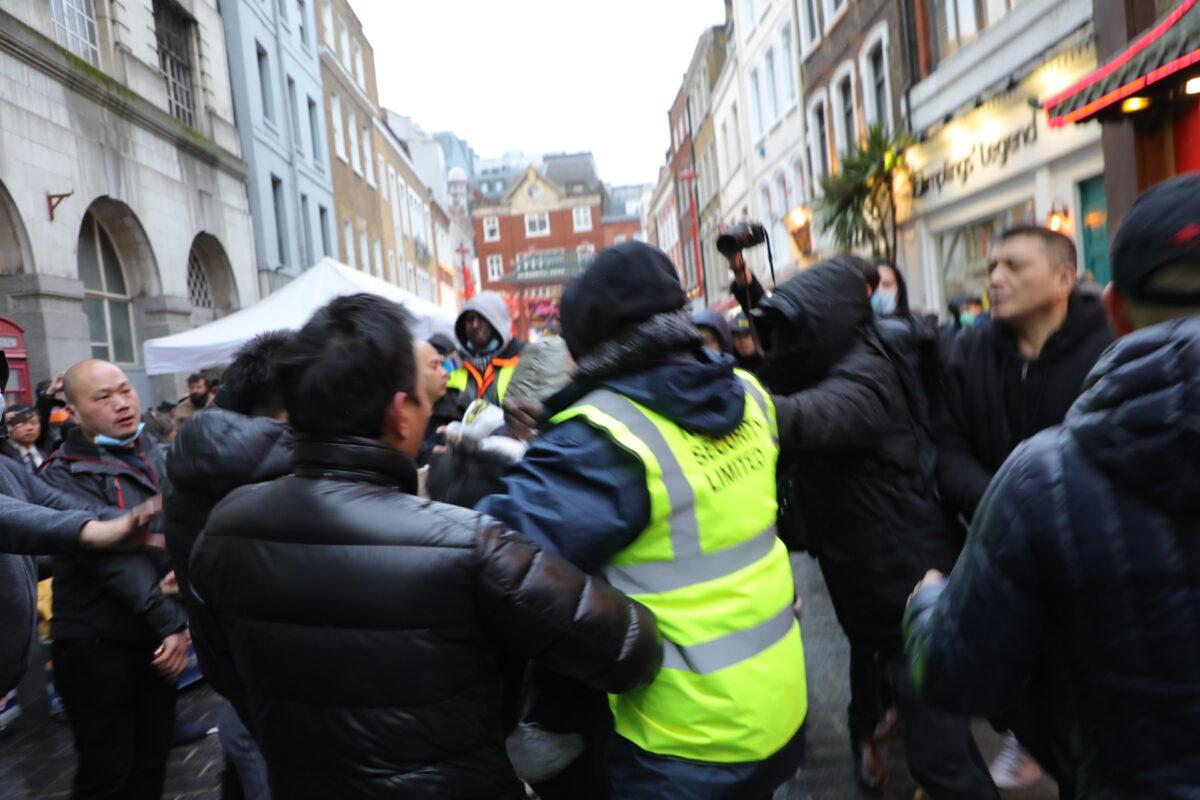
905, 175, 1200, 799
190, 294, 662, 800
165, 332, 293, 800
734, 256, 996, 797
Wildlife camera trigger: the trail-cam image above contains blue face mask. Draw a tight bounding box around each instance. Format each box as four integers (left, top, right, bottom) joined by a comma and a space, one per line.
95, 422, 144, 449
871, 288, 897, 316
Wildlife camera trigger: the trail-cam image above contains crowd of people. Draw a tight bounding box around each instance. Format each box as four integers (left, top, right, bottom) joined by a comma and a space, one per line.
0, 174, 1197, 800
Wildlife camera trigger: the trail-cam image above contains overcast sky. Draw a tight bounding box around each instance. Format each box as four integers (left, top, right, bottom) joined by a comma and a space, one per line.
351, 1, 726, 187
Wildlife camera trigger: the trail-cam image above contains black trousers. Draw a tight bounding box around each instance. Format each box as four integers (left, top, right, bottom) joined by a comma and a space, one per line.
52, 638, 177, 800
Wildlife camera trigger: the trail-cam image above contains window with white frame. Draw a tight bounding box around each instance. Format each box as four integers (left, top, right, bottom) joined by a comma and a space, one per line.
379, 158, 387, 200
330, 93, 345, 161
800, 0, 821, 48
78, 213, 136, 363
353, 42, 364, 89
300, 193, 314, 266
577, 242, 596, 257
406, 262, 416, 290
362, 126, 375, 186
525, 212, 549, 238
339, 21, 351, 69
808, 94, 831, 181
780, 24, 798, 108
824, 0, 848, 31
614, 234, 628, 245
791, 156, 808, 205
321, 0, 333, 44
348, 110, 361, 175
372, 239, 382, 278
749, 69, 764, 141
931, 0, 1016, 63
358, 230, 369, 273
834, 69, 857, 154
51, 0, 101, 67
487, 254, 504, 281
483, 216, 500, 242
256, 43, 274, 124
297, 0, 309, 47
760, 184, 775, 221
861, 29, 893, 132
308, 97, 323, 165
387, 250, 395, 283
271, 175, 289, 267
342, 219, 355, 268
287, 77, 302, 153
318, 205, 331, 256
765, 48, 781, 126
153, 0, 195, 127
573, 207, 593, 233
731, 104, 742, 162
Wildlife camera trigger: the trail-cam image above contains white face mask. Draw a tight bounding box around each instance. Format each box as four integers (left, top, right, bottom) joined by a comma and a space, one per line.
871, 288, 897, 316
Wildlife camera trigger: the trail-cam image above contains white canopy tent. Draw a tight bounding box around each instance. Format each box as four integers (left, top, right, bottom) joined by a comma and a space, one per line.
143, 258, 457, 375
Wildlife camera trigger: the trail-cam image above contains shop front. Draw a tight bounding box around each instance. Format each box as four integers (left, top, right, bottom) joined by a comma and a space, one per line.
900, 30, 1107, 316
1045, 0, 1200, 231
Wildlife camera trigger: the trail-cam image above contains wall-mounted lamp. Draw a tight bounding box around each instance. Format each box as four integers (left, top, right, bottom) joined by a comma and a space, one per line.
1047, 200, 1071, 234
1121, 96, 1151, 113
1186, 77, 1200, 95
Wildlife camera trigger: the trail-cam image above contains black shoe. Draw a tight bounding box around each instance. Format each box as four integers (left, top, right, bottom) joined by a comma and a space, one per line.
852, 739, 887, 792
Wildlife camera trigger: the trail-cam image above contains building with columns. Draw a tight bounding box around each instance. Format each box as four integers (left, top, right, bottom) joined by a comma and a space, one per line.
0, 0, 256, 403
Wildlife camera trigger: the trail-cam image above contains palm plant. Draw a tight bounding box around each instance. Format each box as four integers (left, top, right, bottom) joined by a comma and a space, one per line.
816, 123, 911, 263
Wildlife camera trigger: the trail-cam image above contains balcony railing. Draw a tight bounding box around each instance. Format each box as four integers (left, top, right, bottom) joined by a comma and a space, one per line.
494, 249, 595, 286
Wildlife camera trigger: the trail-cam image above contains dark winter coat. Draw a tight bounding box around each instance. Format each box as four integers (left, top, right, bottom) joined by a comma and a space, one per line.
478, 351, 807, 796
163, 407, 293, 713
0, 458, 104, 695
189, 436, 661, 800
935, 292, 1114, 519
41, 429, 186, 642
748, 263, 962, 650
905, 315, 1200, 799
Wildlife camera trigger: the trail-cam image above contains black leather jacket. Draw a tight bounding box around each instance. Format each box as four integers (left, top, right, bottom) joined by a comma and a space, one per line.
191, 435, 661, 800
41, 429, 185, 642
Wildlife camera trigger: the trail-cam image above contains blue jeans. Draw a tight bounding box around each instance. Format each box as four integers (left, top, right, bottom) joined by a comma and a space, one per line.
218, 702, 271, 800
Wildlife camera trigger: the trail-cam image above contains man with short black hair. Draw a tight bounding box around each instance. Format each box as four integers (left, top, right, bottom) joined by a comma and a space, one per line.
936, 225, 1113, 521
190, 294, 660, 799
164, 331, 293, 800
2, 404, 46, 472
172, 373, 211, 429
906, 172, 1200, 800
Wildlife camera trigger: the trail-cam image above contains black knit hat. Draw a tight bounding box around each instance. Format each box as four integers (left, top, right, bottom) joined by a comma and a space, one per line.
560, 242, 687, 359
1113, 173, 1200, 303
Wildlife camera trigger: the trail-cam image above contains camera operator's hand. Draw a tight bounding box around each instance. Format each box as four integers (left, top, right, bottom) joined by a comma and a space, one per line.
503, 399, 543, 443
726, 251, 751, 288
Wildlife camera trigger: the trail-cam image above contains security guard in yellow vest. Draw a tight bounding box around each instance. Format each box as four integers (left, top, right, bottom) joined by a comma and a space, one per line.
479, 242, 806, 798
448, 291, 524, 408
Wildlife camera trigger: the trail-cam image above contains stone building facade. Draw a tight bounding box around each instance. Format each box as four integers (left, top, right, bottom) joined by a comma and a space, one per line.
0, 0, 256, 402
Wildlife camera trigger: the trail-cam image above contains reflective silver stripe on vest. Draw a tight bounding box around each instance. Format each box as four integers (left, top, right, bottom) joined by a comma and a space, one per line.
605, 525, 779, 595
580, 390, 701, 561
661, 604, 796, 674
737, 374, 777, 445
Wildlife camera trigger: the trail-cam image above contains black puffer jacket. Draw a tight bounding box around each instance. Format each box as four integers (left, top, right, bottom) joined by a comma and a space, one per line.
935, 292, 1114, 519
41, 429, 186, 642
755, 262, 961, 649
906, 316, 1200, 798
163, 407, 293, 712
190, 436, 661, 800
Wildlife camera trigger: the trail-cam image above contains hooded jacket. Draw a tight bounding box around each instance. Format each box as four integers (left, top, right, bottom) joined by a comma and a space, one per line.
190, 436, 661, 800
163, 406, 293, 711
692, 310, 734, 355
41, 428, 187, 642
749, 262, 962, 649
905, 315, 1200, 799
454, 292, 525, 407
478, 353, 807, 797
935, 292, 1114, 519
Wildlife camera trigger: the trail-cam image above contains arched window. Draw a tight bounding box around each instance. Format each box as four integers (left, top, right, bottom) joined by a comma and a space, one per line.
775, 172, 791, 214
78, 212, 135, 363
187, 250, 214, 310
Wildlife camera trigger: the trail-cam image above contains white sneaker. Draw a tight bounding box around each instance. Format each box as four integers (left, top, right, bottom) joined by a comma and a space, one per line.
989, 733, 1043, 790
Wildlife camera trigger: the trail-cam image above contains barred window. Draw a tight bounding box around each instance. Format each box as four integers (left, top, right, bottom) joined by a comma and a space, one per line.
50, 0, 101, 67
153, 0, 195, 127
187, 252, 214, 310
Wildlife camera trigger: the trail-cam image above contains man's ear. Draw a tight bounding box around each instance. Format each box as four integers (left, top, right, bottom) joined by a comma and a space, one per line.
1102, 283, 1135, 336
383, 391, 410, 442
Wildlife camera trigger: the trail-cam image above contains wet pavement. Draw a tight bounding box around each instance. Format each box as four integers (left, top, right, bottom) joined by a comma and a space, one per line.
0, 554, 1059, 799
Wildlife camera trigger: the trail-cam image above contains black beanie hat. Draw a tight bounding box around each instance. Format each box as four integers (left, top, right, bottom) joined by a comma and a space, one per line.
1113, 173, 1200, 303
561, 241, 687, 360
